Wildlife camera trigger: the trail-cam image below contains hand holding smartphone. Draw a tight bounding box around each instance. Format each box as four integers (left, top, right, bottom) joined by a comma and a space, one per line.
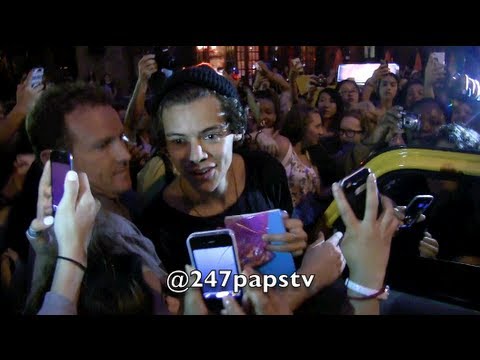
339, 167, 382, 221
225, 209, 296, 277
431, 52, 446, 66
186, 229, 242, 312
30, 67, 44, 88
50, 150, 74, 215
291, 58, 304, 75
401, 195, 434, 228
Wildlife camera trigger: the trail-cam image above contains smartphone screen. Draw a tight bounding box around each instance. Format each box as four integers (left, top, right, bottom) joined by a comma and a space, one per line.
187, 230, 242, 310
50, 150, 74, 214
402, 195, 434, 228
431, 52, 446, 66
31, 67, 44, 88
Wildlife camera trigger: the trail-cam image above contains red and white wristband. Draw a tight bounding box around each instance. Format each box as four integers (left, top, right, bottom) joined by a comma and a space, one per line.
345, 278, 389, 300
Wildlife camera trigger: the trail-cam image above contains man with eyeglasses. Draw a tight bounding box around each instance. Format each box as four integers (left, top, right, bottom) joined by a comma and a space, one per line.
338, 111, 365, 145
333, 109, 371, 178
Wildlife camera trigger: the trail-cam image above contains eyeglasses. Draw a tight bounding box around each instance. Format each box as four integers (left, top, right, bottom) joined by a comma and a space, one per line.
166, 123, 231, 147
338, 128, 364, 138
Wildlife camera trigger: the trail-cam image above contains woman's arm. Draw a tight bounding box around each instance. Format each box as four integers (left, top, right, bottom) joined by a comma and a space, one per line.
124, 54, 158, 139
0, 70, 43, 145
257, 61, 291, 92
35, 166, 100, 314
423, 53, 446, 99
361, 62, 389, 102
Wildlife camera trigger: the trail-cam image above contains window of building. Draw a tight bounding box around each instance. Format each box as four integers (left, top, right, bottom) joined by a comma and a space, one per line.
235, 46, 260, 83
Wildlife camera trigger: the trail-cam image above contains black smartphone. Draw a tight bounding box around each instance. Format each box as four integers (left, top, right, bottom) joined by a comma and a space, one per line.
339, 167, 382, 220
145, 46, 170, 93
186, 229, 242, 312
50, 150, 74, 215
401, 195, 434, 228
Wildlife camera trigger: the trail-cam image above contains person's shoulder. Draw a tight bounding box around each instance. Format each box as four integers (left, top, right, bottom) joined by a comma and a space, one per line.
318, 135, 342, 154
275, 133, 290, 149
351, 142, 371, 158
306, 143, 332, 160
237, 149, 286, 181
140, 184, 170, 219
237, 148, 282, 167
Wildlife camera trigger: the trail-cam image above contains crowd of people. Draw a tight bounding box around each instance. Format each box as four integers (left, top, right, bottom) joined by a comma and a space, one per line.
1, 48, 480, 315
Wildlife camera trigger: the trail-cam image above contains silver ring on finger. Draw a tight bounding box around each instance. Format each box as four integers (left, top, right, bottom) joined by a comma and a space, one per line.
393, 208, 405, 221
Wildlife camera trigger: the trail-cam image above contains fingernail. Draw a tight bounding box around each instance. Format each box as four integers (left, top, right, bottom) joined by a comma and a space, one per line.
332, 183, 339, 192
67, 171, 78, 181
43, 216, 54, 226
262, 234, 268, 241
369, 173, 376, 182
333, 231, 343, 238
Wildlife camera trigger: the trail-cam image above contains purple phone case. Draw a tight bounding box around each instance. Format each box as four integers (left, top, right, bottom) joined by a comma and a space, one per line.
225, 211, 274, 268
225, 209, 296, 276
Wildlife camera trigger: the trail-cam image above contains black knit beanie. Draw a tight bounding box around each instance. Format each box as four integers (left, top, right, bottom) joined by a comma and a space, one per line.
156, 64, 240, 104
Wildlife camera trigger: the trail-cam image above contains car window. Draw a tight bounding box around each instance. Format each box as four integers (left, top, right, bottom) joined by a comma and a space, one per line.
380, 169, 480, 266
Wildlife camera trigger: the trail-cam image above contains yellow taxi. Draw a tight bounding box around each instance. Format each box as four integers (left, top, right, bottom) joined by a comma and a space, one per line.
323, 146, 480, 312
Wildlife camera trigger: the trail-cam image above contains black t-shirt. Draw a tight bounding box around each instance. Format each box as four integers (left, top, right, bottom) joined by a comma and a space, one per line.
138, 150, 293, 273
306, 142, 342, 186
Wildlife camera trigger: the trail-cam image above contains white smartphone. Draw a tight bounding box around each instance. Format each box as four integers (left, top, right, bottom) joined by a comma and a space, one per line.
31, 67, 44, 88
291, 57, 301, 67
291, 57, 304, 74
431, 52, 446, 65
186, 229, 242, 311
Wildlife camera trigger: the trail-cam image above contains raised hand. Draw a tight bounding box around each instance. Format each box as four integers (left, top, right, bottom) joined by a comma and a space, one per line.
371, 61, 391, 84
255, 130, 279, 157
221, 266, 293, 315
54, 170, 100, 265
297, 231, 345, 294
16, 69, 44, 114
137, 54, 158, 83
425, 53, 446, 87
332, 173, 401, 290
363, 105, 403, 145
